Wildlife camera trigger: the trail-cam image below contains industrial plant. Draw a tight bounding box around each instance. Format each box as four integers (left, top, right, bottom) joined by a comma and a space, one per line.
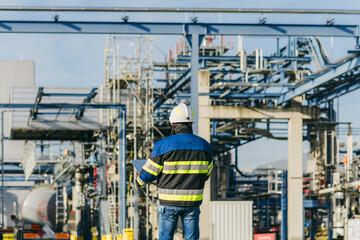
0, 5, 360, 240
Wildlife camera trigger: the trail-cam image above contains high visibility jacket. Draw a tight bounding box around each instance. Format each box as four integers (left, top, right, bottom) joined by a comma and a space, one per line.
137, 124, 213, 207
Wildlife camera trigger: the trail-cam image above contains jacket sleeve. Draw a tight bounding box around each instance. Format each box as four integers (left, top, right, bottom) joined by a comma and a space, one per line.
136, 145, 163, 186
205, 157, 213, 181
204, 144, 213, 181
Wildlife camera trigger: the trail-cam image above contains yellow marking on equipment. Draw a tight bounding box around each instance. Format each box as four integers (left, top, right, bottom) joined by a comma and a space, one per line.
175, 107, 183, 116
56, 233, 70, 239
24, 233, 37, 239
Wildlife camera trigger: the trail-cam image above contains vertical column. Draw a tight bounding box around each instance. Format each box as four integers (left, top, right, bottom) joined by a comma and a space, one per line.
191, 33, 199, 135
280, 171, 287, 240
1, 111, 4, 228
287, 117, 303, 240
198, 70, 210, 240
118, 108, 127, 232
346, 124, 353, 182
74, 171, 82, 232
133, 98, 139, 240
98, 134, 110, 238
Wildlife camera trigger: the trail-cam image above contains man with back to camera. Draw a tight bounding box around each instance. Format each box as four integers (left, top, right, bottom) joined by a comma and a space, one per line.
136, 103, 213, 240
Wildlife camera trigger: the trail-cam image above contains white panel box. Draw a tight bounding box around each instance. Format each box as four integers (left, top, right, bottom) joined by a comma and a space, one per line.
0, 61, 34, 160
348, 219, 360, 240
210, 201, 253, 240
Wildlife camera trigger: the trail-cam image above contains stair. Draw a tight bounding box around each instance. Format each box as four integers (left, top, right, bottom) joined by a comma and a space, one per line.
55, 184, 68, 231
108, 193, 116, 235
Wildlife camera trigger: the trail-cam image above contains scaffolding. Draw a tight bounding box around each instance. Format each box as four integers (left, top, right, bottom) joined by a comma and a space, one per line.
104, 35, 155, 238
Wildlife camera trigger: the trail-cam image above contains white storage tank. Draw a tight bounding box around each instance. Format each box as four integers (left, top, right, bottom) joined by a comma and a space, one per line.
19, 185, 58, 229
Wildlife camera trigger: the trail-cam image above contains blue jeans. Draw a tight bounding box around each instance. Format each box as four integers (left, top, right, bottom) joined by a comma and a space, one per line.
158, 205, 200, 240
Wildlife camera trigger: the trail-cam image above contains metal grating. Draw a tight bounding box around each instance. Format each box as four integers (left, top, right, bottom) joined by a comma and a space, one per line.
11, 87, 108, 130
348, 219, 360, 240
22, 141, 36, 181
210, 201, 253, 240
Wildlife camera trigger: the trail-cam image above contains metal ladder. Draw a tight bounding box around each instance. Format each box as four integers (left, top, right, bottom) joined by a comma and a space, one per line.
107, 192, 117, 235
55, 184, 68, 231
106, 154, 118, 235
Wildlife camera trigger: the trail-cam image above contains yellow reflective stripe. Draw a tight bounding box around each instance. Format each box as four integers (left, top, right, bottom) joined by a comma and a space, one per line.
143, 166, 159, 176
159, 194, 203, 201
163, 170, 208, 174
164, 161, 208, 165
147, 158, 163, 170
207, 167, 213, 176
137, 176, 145, 186
207, 161, 213, 176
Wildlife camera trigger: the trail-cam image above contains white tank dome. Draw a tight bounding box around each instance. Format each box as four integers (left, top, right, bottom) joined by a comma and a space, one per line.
19, 185, 56, 229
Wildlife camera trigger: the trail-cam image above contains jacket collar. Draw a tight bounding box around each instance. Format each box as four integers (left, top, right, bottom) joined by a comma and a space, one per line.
171, 123, 193, 135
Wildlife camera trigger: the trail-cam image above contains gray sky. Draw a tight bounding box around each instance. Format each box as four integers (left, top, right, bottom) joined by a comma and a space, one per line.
1, 0, 360, 169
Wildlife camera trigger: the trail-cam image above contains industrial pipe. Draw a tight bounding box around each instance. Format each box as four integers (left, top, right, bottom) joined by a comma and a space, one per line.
210, 82, 296, 90
318, 181, 360, 194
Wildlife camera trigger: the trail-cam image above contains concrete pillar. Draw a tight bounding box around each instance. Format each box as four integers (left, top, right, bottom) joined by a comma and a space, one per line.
198, 70, 211, 240
287, 117, 303, 240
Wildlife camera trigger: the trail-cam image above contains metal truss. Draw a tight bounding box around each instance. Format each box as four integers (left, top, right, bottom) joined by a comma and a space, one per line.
154, 69, 191, 109
1, 11, 360, 158
30, 87, 98, 120
154, 33, 360, 151
277, 54, 360, 105
306, 68, 360, 105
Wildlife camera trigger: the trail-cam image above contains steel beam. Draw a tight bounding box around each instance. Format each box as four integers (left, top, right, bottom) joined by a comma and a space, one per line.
31, 87, 44, 120
42, 93, 95, 97
178, 55, 312, 62
2, 7, 360, 15
176, 92, 279, 99
154, 69, 191, 109
280, 171, 287, 240
210, 82, 296, 89
191, 34, 199, 134
306, 73, 360, 105
0, 21, 355, 36
118, 109, 127, 233
75, 88, 98, 120
277, 55, 360, 104
164, 69, 244, 74
0, 103, 125, 109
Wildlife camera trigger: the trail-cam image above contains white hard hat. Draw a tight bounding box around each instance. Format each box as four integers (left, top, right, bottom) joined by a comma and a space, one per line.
169, 103, 195, 124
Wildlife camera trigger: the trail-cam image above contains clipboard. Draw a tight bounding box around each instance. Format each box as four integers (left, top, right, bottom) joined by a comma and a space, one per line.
131, 159, 147, 174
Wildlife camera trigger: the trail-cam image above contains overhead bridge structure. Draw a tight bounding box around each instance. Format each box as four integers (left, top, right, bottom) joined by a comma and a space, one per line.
2, 7, 360, 240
